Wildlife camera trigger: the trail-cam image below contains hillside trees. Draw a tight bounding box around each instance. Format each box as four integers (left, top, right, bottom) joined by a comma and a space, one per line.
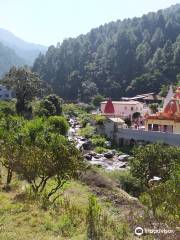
1, 67, 41, 117
33, 4, 180, 100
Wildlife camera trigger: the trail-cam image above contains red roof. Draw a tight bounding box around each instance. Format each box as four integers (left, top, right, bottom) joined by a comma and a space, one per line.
104, 98, 115, 114
147, 87, 180, 121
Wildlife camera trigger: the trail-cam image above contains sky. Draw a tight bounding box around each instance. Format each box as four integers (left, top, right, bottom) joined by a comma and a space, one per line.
0, 0, 180, 46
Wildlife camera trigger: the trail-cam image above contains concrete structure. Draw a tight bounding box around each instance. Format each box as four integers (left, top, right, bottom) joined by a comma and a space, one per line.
0, 85, 12, 100
101, 99, 144, 119
97, 119, 180, 146
145, 87, 180, 134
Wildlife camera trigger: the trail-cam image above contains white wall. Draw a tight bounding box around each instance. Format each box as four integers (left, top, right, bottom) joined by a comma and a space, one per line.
101, 101, 144, 118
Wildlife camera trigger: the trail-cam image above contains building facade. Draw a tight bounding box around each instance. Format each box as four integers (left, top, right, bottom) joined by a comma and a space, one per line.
101, 99, 144, 119
145, 87, 180, 134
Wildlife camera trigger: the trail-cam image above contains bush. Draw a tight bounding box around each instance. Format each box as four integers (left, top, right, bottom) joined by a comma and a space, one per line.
92, 115, 106, 125
94, 147, 109, 154
47, 116, 69, 136
39, 94, 62, 116
78, 113, 91, 127
107, 170, 144, 197
63, 104, 84, 117
87, 195, 130, 239
140, 163, 180, 225
79, 125, 95, 138
14, 133, 84, 200
91, 135, 107, 147
92, 95, 104, 107
130, 143, 180, 187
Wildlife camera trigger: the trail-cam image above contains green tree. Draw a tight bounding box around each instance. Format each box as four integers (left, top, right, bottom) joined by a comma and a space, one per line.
1, 67, 41, 117
130, 143, 180, 187
132, 112, 140, 120
149, 103, 159, 114
14, 133, 84, 199
0, 116, 25, 189
92, 94, 104, 107
39, 94, 62, 116
140, 163, 180, 225
46, 116, 69, 136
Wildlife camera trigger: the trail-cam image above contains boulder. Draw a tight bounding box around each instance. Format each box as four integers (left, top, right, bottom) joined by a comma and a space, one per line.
104, 151, 113, 159
82, 140, 92, 150
88, 151, 97, 157
118, 154, 130, 162
119, 162, 128, 168
84, 154, 92, 161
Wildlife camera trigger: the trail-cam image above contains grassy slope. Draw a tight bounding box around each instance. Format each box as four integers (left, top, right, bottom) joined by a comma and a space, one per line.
0, 167, 152, 240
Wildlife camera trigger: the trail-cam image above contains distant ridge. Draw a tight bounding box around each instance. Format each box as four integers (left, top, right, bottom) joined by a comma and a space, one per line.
0, 28, 48, 77
0, 28, 48, 66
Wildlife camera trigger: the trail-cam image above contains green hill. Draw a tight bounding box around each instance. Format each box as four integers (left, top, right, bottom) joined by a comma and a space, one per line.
33, 4, 180, 101
0, 42, 24, 77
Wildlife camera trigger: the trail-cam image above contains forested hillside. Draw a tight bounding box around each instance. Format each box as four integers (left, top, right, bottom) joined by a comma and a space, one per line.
33, 4, 180, 102
0, 42, 24, 77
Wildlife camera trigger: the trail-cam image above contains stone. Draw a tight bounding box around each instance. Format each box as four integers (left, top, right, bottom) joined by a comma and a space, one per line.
118, 154, 130, 162
104, 152, 113, 159
84, 154, 92, 161
119, 162, 127, 168
82, 140, 92, 150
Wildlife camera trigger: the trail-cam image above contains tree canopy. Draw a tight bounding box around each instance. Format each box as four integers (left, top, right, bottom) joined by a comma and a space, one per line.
33, 4, 180, 101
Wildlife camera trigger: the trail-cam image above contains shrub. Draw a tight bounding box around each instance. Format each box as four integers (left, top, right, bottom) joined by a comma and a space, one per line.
78, 113, 91, 127
140, 163, 180, 225
39, 94, 62, 116
47, 116, 69, 136
92, 95, 104, 107
79, 125, 95, 138
130, 143, 180, 187
0, 116, 25, 188
94, 147, 109, 154
91, 135, 107, 147
87, 195, 130, 239
92, 115, 106, 125
63, 103, 83, 117
107, 170, 144, 197
14, 133, 84, 200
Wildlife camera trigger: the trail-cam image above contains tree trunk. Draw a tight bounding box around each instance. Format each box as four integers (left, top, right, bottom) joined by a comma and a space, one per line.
7, 167, 12, 185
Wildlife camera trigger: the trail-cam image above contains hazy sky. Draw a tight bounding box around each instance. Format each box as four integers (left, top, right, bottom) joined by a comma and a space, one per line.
0, 0, 179, 46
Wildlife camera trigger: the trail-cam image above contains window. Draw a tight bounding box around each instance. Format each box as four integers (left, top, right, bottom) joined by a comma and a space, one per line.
131, 107, 134, 111
124, 106, 127, 110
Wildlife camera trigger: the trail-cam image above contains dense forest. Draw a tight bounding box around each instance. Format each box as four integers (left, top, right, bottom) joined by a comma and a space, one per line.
0, 42, 24, 77
33, 4, 180, 102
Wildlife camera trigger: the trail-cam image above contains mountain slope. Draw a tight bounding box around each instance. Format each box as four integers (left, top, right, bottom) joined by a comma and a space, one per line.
0, 28, 47, 66
33, 4, 180, 101
0, 42, 24, 77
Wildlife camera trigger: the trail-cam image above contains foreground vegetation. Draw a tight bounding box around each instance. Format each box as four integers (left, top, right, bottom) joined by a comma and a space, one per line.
0, 70, 179, 239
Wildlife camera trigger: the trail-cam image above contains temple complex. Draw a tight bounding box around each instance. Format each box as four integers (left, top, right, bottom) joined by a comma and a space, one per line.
101, 98, 144, 119
145, 87, 180, 134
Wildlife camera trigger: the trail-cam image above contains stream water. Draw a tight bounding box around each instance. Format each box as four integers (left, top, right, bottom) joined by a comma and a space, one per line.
68, 118, 130, 171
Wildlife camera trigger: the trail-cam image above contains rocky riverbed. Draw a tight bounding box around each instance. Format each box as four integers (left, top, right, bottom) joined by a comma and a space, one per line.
68, 117, 131, 171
